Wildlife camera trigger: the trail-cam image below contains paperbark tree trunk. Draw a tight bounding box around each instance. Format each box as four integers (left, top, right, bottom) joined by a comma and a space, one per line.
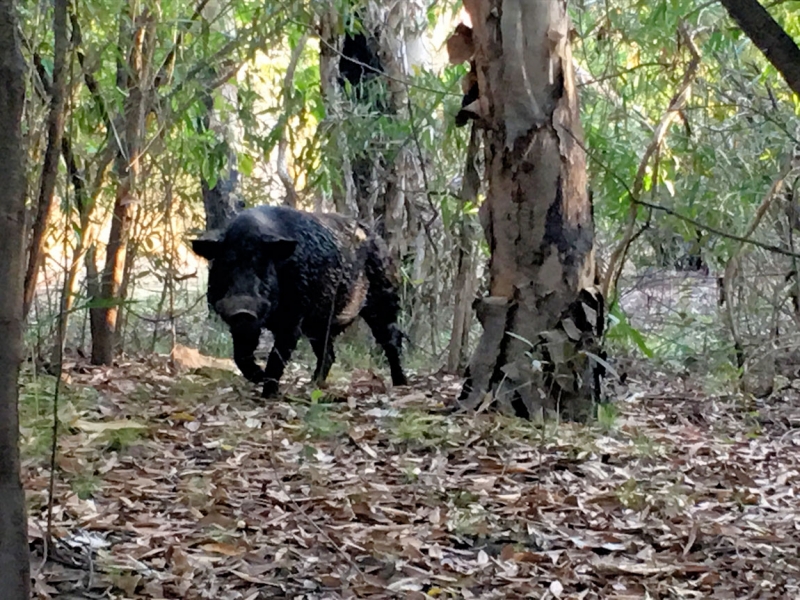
457, 0, 603, 421
318, 5, 357, 215
200, 87, 241, 231
0, 0, 32, 594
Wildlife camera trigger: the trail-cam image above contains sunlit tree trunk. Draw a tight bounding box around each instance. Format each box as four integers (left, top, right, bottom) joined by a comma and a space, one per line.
91, 8, 155, 365
458, 0, 603, 421
375, 1, 427, 261
0, 0, 32, 594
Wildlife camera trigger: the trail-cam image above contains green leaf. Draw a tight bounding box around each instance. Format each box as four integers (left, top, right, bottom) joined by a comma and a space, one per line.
239, 153, 255, 177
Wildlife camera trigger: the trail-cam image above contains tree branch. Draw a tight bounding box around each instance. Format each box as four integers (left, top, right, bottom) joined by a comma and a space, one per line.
718, 0, 800, 97
602, 24, 702, 300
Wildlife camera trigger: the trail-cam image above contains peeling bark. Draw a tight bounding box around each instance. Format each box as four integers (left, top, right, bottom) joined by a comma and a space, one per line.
319, 6, 356, 215
0, 0, 31, 593
458, 0, 603, 421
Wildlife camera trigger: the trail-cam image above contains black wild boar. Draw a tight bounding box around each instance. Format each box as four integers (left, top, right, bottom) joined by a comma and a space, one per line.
191, 205, 408, 397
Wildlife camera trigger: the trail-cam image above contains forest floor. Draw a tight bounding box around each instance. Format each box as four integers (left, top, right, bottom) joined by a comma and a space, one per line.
20, 349, 800, 599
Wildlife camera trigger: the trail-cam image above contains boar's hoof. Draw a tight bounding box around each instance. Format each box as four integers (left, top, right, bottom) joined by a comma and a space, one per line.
262, 378, 280, 398
239, 366, 266, 384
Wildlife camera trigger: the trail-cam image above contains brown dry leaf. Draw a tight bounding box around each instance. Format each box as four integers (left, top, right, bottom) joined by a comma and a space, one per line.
172, 343, 236, 371
26, 356, 800, 599
199, 542, 246, 556
446, 23, 474, 64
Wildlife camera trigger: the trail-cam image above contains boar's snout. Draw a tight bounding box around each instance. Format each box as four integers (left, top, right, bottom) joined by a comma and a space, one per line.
215, 296, 265, 327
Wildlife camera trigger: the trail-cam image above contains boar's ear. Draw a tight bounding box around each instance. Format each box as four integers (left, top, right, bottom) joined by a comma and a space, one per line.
191, 238, 221, 260
263, 237, 297, 262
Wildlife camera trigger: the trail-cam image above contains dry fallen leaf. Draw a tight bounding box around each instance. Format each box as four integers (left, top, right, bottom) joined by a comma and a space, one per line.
26, 356, 800, 600
446, 23, 474, 64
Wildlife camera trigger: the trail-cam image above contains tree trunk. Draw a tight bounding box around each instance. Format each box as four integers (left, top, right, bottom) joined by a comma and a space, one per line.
91, 10, 154, 365
447, 126, 481, 373
49, 143, 113, 370
0, 0, 31, 595
457, 0, 603, 421
718, 0, 800, 97
318, 6, 356, 215
199, 0, 243, 231
277, 33, 309, 209
22, 0, 69, 319
199, 88, 241, 231
374, 2, 428, 261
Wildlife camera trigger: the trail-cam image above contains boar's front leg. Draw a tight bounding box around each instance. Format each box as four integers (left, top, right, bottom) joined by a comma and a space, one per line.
262, 325, 301, 398
231, 322, 266, 383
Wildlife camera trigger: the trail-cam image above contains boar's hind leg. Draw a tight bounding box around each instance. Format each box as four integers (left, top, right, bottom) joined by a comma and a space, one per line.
362, 242, 408, 386
308, 331, 336, 386
262, 327, 301, 398
361, 294, 407, 386
363, 313, 407, 386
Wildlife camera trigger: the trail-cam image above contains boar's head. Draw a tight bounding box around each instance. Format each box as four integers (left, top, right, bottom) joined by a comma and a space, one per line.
191, 215, 297, 381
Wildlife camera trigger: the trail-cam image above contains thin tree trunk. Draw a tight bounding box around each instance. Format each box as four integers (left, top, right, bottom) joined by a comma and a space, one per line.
718, 0, 800, 97
199, 0, 242, 231
447, 126, 481, 373
458, 0, 603, 421
49, 143, 113, 369
91, 10, 153, 365
319, 5, 356, 215
0, 0, 31, 594
115, 204, 148, 349
22, 0, 69, 318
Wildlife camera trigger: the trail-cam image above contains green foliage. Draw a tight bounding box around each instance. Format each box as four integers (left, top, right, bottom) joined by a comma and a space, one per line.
302, 402, 348, 440
605, 303, 653, 358
596, 402, 619, 433
391, 409, 451, 448
575, 0, 798, 261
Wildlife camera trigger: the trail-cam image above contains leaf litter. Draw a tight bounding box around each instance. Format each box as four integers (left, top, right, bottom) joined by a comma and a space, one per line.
22, 354, 800, 599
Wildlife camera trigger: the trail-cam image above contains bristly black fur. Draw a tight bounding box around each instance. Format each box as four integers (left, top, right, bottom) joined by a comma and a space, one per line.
192, 205, 408, 397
